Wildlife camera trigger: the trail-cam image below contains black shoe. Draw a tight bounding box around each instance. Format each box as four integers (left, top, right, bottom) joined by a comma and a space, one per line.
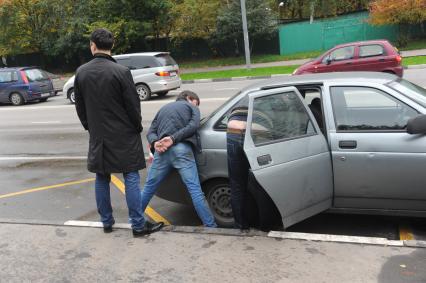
103, 220, 115, 233
132, 221, 164, 237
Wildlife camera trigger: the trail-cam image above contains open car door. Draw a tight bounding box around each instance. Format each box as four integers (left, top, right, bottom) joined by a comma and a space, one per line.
243, 86, 333, 228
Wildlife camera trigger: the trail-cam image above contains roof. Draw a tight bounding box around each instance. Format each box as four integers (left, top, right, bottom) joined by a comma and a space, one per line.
334, 39, 390, 48
241, 72, 397, 93
113, 52, 169, 58
0, 66, 39, 71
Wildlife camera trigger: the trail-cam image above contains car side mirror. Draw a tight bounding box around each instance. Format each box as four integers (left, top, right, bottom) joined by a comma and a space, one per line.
326, 58, 332, 65
407, 114, 426, 134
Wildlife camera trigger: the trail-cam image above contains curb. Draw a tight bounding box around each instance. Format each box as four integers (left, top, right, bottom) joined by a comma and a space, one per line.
2, 219, 425, 248
182, 74, 289, 84
182, 64, 426, 84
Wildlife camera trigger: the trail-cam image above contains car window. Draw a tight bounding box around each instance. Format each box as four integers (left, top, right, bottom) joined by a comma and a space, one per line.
0, 71, 17, 83
324, 46, 355, 62
116, 58, 136, 69
155, 54, 177, 66
250, 92, 315, 146
24, 69, 48, 82
388, 78, 426, 108
131, 56, 160, 69
330, 86, 419, 131
359, 45, 385, 58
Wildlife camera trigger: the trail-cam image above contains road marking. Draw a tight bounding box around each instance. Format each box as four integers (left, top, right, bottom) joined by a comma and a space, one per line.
399, 224, 415, 240
31, 121, 62, 124
268, 231, 404, 246
0, 178, 95, 199
64, 220, 131, 229
0, 156, 87, 161
215, 88, 239, 91
110, 175, 171, 225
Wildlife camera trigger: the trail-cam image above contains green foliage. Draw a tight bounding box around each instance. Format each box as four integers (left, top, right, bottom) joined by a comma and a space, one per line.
214, 0, 278, 49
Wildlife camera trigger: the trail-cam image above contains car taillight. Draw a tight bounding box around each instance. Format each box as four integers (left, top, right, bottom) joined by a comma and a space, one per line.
396, 55, 402, 63
20, 71, 29, 84
155, 71, 170, 77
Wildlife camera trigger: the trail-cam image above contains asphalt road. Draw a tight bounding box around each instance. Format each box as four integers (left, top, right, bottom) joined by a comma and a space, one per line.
0, 69, 425, 241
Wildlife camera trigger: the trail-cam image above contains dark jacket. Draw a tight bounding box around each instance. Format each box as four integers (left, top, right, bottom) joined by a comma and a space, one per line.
74, 53, 146, 173
147, 97, 201, 153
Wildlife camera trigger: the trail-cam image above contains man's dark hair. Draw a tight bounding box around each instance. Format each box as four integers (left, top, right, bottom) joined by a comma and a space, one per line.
90, 28, 114, 51
176, 90, 200, 106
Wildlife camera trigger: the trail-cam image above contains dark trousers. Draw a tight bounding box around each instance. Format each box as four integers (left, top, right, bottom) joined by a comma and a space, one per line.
227, 132, 250, 229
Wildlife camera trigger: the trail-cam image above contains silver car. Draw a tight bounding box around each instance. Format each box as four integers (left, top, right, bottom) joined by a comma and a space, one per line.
63, 52, 181, 103
156, 72, 426, 228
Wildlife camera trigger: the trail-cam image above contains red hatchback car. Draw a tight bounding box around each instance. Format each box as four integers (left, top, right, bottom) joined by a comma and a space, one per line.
293, 40, 403, 77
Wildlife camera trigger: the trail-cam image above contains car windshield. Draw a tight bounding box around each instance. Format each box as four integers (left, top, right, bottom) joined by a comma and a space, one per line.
388, 78, 426, 108
200, 91, 242, 126
155, 54, 177, 66
24, 69, 48, 82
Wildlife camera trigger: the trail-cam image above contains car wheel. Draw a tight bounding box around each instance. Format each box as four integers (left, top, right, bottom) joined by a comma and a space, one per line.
136, 84, 151, 101
10, 93, 24, 106
39, 98, 48, 102
69, 89, 75, 104
205, 179, 234, 228
157, 91, 168, 97
383, 70, 395, 75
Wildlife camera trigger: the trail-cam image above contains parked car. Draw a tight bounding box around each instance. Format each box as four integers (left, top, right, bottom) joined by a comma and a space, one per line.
63, 52, 181, 103
0, 67, 55, 106
293, 40, 403, 77
155, 72, 426, 228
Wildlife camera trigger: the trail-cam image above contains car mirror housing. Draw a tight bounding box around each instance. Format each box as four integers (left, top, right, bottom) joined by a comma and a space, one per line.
407, 114, 426, 135
326, 58, 332, 65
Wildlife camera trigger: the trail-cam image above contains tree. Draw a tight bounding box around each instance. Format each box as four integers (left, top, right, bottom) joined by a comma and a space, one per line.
214, 0, 278, 55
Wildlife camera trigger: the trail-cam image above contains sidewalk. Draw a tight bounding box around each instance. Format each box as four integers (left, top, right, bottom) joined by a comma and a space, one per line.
181, 49, 426, 74
0, 222, 425, 282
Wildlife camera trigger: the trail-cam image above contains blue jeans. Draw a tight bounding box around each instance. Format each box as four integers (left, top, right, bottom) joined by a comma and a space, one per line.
140, 142, 217, 227
227, 133, 250, 229
95, 171, 145, 230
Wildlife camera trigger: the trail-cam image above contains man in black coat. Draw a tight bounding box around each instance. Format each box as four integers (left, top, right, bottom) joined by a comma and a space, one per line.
74, 28, 163, 237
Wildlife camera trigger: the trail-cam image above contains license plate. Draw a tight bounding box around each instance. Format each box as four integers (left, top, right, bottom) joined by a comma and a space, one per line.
169, 71, 177, 77
41, 92, 50, 97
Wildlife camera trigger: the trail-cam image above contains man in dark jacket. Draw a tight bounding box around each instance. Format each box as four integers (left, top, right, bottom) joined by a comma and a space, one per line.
140, 91, 217, 227
74, 28, 163, 237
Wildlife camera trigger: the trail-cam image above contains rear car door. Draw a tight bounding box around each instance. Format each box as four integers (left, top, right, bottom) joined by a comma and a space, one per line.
243, 87, 333, 228
352, 44, 389, 72
326, 82, 426, 211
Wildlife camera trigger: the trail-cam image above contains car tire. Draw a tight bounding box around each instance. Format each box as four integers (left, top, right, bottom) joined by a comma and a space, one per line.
136, 84, 151, 101
68, 89, 75, 104
205, 179, 234, 228
10, 92, 24, 106
39, 98, 48, 102
157, 91, 168, 97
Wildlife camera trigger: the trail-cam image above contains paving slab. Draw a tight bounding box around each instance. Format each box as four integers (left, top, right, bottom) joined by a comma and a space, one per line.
0, 222, 425, 283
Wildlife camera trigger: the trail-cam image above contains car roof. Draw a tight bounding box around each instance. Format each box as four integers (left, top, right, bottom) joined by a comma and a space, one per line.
113, 52, 169, 59
334, 39, 390, 48
241, 72, 397, 93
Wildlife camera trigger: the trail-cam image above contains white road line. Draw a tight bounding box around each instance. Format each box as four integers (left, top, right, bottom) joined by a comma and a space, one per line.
0, 156, 87, 161
31, 121, 62, 124
268, 231, 404, 246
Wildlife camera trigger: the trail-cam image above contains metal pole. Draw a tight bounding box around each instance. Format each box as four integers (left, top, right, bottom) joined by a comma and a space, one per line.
240, 0, 251, 69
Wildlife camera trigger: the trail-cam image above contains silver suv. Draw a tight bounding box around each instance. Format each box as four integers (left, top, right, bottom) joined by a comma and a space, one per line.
63, 52, 181, 103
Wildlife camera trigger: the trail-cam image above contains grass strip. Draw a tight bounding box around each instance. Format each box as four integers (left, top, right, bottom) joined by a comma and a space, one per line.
403, 56, 426, 66
180, 65, 299, 80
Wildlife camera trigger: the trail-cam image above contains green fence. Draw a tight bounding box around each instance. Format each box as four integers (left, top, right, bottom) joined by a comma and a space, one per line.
279, 12, 399, 55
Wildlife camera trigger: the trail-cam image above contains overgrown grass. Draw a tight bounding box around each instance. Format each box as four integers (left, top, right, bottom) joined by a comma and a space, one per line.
179, 51, 322, 69
403, 55, 426, 66
180, 65, 298, 80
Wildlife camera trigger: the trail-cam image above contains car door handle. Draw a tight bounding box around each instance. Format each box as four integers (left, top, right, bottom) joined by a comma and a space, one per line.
257, 154, 272, 166
345, 62, 352, 65
378, 58, 385, 62
339, 140, 357, 149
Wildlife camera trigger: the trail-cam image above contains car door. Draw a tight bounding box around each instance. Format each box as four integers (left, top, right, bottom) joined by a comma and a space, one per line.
325, 82, 426, 211
315, 46, 356, 73
0, 71, 17, 103
243, 87, 333, 228
352, 44, 389, 72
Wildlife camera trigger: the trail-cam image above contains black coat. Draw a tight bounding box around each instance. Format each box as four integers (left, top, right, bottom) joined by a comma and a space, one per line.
74, 53, 146, 173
